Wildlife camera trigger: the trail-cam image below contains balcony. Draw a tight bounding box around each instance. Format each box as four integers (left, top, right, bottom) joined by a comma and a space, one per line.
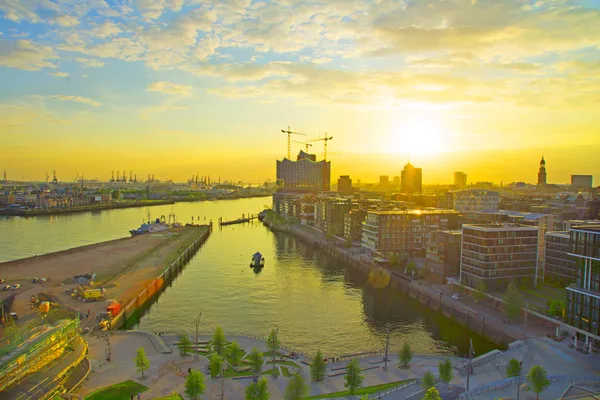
567, 284, 600, 300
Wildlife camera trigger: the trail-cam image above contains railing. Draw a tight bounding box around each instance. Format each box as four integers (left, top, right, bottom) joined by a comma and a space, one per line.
371, 379, 419, 399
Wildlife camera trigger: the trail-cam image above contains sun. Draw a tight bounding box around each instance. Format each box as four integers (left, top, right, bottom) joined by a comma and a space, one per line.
390, 110, 447, 155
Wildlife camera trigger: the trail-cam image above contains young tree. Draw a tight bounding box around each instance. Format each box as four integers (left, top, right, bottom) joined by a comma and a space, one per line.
209, 353, 224, 379
389, 253, 398, 266
245, 377, 270, 400
227, 340, 242, 366
247, 348, 264, 374
438, 358, 453, 392
527, 365, 550, 400
399, 343, 413, 368
178, 334, 192, 357
505, 358, 522, 378
212, 326, 227, 355
135, 347, 150, 378
504, 281, 523, 322
473, 280, 486, 303
421, 370, 436, 390
266, 329, 280, 362
185, 369, 205, 400
344, 359, 364, 394
423, 387, 442, 400
406, 260, 417, 276
310, 350, 326, 382
284, 373, 309, 400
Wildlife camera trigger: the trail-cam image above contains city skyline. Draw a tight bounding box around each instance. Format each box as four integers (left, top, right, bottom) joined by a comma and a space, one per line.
1, 0, 600, 183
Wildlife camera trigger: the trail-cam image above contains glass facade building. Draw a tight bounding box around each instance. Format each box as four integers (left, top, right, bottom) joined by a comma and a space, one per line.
566, 225, 600, 338
544, 231, 577, 284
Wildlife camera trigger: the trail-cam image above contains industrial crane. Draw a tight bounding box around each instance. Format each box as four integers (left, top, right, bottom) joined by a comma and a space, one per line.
312, 134, 333, 161
281, 126, 306, 159
292, 140, 313, 153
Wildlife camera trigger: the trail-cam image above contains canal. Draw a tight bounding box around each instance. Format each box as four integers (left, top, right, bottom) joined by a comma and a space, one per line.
0, 197, 496, 356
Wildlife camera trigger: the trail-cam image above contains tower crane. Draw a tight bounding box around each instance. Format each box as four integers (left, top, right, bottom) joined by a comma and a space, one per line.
281, 126, 306, 159
292, 140, 313, 153
311, 134, 333, 161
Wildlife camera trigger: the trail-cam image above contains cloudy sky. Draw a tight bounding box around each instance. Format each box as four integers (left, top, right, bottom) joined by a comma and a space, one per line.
1, 0, 599, 185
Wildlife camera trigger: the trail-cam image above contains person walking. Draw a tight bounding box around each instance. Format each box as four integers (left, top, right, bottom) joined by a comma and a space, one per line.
137, 393, 141, 400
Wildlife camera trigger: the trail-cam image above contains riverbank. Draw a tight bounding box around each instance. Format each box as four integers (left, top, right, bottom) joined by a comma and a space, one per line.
0, 199, 175, 217
263, 219, 539, 348
0, 225, 211, 332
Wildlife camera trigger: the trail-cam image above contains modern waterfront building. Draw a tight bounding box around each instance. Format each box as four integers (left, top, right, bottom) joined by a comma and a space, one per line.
545, 231, 577, 284
460, 223, 539, 290
425, 230, 462, 284
453, 190, 499, 212
400, 163, 422, 194
361, 209, 459, 257
344, 209, 367, 243
537, 156, 547, 185
566, 225, 600, 340
272, 191, 303, 219
337, 175, 352, 194
571, 175, 593, 190
299, 195, 316, 225
454, 171, 468, 189
316, 197, 353, 237
276, 150, 331, 191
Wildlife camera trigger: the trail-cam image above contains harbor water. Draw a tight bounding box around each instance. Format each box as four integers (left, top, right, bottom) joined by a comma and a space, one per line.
0, 197, 496, 356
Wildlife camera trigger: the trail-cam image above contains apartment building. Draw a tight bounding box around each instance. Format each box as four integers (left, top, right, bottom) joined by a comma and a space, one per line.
460, 223, 539, 290
566, 225, 600, 340
425, 230, 462, 283
361, 209, 459, 257
453, 190, 499, 212
544, 231, 577, 284
344, 209, 367, 243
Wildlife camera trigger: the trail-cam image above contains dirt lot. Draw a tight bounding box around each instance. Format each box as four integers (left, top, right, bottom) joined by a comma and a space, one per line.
0, 226, 209, 328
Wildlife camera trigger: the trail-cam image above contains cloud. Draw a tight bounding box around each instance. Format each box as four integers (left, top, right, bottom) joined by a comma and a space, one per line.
75, 57, 105, 68
48, 71, 70, 77
50, 95, 103, 107
0, 40, 58, 71
147, 81, 193, 96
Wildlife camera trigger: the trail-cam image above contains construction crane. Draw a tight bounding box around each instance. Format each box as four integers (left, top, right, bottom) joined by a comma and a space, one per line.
292, 140, 313, 153
281, 126, 306, 159
311, 133, 333, 161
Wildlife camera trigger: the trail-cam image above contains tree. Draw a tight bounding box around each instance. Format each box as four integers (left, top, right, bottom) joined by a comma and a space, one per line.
504, 281, 523, 322
505, 358, 522, 378
527, 365, 550, 400
212, 326, 227, 355
227, 340, 242, 366
247, 348, 264, 374
135, 347, 150, 378
438, 358, 453, 392
284, 373, 309, 400
209, 353, 224, 379
178, 334, 192, 357
344, 359, 364, 394
310, 350, 326, 382
473, 280, 486, 303
406, 260, 417, 275
389, 253, 398, 266
185, 369, 205, 400
399, 343, 413, 368
267, 329, 280, 361
245, 377, 270, 400
423, 387, 442, 400
421, 370, 436, 390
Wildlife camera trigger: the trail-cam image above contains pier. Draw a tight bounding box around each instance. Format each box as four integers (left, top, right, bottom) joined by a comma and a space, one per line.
218, 213, 258, 226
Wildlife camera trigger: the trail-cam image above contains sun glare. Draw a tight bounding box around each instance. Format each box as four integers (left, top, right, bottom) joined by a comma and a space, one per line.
390, 110, 447, 156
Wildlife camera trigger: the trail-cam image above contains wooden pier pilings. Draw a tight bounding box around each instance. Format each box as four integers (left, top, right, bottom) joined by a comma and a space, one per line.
110, 225, 212, 330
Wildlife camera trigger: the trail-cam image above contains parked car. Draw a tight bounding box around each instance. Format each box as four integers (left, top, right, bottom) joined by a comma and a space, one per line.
11, 284, 20, 290
39, 278, 46, 283
0, 278, 5, 284
2, 285, 10, 291
9, 312, 18, 320
32, 278, 39, 283
451, 293, 460, 300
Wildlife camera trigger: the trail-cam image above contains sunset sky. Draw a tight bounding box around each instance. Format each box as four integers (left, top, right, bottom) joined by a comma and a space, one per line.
1, 0, 599, 185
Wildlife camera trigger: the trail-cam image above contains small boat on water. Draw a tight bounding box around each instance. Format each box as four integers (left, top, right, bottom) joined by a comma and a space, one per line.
130, 217, 170, 236
250, 252, 265, 268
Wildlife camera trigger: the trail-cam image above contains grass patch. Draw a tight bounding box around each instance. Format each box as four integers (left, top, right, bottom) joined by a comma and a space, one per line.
304, 379, 414, 400
281, 366, 292, 377
222, 367, 256, 378
266, 360, 299, 368
261, 367, 280, 376
153, 395, 184, 400
85, 380, 149, 400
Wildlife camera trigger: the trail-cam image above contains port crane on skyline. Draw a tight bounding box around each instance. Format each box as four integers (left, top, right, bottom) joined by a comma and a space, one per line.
292, 140, 313, 153
312, 134, 333, 161
281, 126, 306, 159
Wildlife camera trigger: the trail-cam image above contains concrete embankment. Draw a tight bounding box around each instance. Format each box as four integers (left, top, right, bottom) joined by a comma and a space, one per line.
0, 200, 175, 216
265, 221, 517, 347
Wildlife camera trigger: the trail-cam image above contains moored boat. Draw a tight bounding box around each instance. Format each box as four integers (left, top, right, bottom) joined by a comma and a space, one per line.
130, 218, 170, 236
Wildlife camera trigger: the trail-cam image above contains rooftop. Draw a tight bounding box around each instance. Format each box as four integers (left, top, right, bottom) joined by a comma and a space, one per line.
546, 231, 569, 238
463, 223, 538, 231
571, 224, 600, 233
368, 209, 459, 216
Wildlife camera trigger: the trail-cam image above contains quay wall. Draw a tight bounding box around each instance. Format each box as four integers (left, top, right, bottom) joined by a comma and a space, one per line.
267, 221, 517, 347
110, 225, 212, 330
0, 200, 175, 217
